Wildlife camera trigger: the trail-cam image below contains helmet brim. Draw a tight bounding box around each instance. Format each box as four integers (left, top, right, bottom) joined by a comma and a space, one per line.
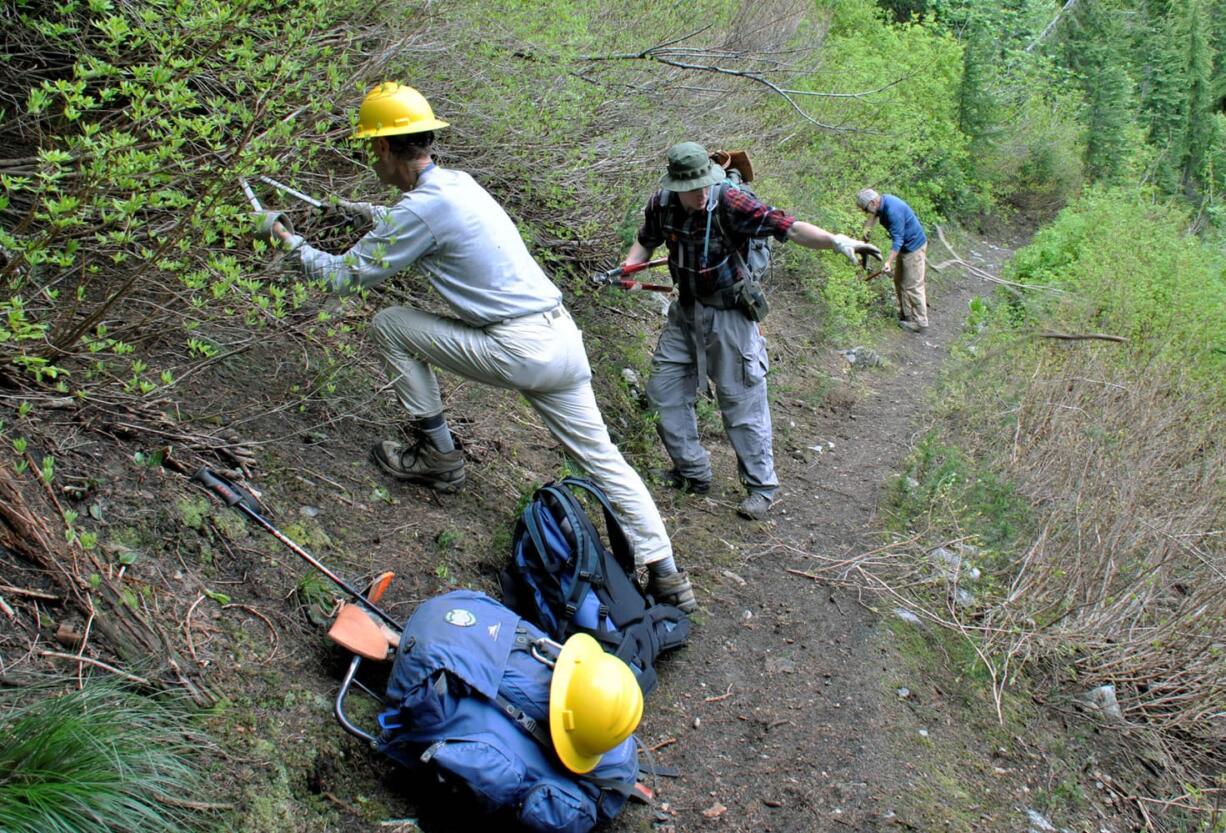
351, 118, 450, 140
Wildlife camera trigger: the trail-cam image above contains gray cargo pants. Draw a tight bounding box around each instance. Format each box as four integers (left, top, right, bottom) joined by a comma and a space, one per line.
370, 304, 674, 568
646, 300, 777, 497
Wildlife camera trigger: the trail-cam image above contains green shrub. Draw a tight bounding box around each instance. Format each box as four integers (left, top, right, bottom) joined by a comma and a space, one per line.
889, 432, 1031, 553
1004, 186, 1226, 394
979, 91, 1085, 217
0, 680, 211, 833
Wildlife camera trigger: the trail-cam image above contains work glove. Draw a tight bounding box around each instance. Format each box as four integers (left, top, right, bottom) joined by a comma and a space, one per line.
330, 199, 378, 223
252, 210, 293, 243
831, 234, 880, 266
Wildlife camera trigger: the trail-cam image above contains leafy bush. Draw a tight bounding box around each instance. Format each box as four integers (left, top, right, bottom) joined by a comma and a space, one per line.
1005, 186, 1226, 393
978, 90, 1085, 216
0, 680, 210, 833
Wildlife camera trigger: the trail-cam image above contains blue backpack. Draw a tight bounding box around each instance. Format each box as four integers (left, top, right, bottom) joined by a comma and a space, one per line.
499, 478, 689, 697
376, 590, 639, 833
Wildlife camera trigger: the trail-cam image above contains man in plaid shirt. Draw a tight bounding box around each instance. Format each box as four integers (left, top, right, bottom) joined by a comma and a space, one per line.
623, 142, 879, 521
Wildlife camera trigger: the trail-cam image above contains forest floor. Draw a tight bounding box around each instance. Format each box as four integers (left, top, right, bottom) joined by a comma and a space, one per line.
2, 229, 1153, 833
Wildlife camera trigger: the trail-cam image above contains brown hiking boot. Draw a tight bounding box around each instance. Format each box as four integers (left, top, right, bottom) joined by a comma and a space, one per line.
648, 569, 697, 613
370, 439, 466, 493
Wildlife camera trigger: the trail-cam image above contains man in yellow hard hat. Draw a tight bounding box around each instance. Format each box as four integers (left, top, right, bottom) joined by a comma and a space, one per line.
260, 83, 695, 612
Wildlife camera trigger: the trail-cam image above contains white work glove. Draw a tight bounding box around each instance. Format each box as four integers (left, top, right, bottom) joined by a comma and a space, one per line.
831, 234, 882, 267
331, 199, 378, 223
252, 210, 292, 243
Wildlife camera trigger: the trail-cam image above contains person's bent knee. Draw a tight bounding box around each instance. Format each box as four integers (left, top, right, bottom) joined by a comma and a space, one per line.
371, 307, 403, 350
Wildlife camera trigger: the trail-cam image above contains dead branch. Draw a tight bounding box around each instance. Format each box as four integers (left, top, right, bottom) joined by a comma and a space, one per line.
1026, 0, 1079, 53
1036, 331, 1127, 344
39, 650, 153, 686
932, 225, 1060, 294
576, 29, 902, 133
0, 583, 59, 601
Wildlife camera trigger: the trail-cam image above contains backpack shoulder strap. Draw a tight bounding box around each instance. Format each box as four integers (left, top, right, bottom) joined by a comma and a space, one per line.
706, 180, 750, 279
560, 477, 634, 569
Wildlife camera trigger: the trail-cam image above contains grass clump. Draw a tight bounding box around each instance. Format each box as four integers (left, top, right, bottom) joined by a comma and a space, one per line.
0, 679, 211, 833
889, 432, 1031, 554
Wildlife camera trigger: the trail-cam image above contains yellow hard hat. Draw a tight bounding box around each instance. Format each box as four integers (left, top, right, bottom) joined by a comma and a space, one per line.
549, 633, 643, 774
352, 82, 449, 139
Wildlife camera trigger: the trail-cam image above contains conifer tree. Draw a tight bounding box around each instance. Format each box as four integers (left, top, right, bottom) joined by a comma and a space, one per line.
1184, 0, 1216, 188
1137, 0, 1191, 191
1064, 0, 1135, 182
957, 14, 997, 158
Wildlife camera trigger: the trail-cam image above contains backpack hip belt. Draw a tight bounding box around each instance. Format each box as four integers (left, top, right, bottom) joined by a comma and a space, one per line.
694, 285, 740, 310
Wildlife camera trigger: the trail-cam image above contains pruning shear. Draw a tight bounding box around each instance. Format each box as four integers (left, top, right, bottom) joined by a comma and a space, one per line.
257, 175, 325, 211
859, 249, 886, 281
591, 258, 672, 292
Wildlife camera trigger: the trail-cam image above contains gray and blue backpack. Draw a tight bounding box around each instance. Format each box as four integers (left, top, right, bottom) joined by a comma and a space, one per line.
499, 477, 689, 697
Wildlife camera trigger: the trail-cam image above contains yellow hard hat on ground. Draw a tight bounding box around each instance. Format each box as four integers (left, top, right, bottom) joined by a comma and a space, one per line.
352, 82, 449, 139
549, 633, 643, 774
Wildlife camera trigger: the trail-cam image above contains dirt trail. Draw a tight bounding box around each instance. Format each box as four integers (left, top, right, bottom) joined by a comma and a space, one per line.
632, 238, 1017, 833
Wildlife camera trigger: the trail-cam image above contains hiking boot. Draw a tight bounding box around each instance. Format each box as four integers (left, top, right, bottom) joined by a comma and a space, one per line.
655, 468, 711, 495
898, 319, 928, 334
737, 492, 773, 521
648, 569, 697, 613
370, 438, 466, 493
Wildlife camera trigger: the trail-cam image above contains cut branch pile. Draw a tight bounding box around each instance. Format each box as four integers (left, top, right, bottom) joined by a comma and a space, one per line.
0, 461, 215, 704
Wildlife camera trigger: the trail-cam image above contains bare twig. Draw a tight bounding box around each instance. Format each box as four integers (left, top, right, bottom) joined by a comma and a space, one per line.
576, 28, 900, 133
39, 650, 153, 686
0, 583, 58, 601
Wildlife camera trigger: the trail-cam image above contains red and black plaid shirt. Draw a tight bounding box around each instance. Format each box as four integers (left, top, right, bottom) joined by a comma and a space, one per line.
637, 183, 795, 301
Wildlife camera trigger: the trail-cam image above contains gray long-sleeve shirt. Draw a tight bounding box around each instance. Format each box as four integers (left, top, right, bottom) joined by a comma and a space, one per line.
284, 166, 562, 327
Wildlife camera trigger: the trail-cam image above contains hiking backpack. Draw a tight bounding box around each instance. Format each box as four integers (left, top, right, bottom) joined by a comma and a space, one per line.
376, 590, 640, 833
499, 477, 689, 697
722, 168, 773, 282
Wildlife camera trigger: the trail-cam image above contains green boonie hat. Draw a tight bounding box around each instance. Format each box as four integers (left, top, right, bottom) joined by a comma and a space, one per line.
659, 141, 724, 192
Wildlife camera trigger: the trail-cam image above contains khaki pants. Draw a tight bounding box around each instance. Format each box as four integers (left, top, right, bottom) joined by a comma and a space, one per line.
894, 245, 928, 327
370, 304, 673, 567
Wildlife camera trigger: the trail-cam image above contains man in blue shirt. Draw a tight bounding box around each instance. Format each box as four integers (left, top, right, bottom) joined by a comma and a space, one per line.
856, 189, 929, 333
